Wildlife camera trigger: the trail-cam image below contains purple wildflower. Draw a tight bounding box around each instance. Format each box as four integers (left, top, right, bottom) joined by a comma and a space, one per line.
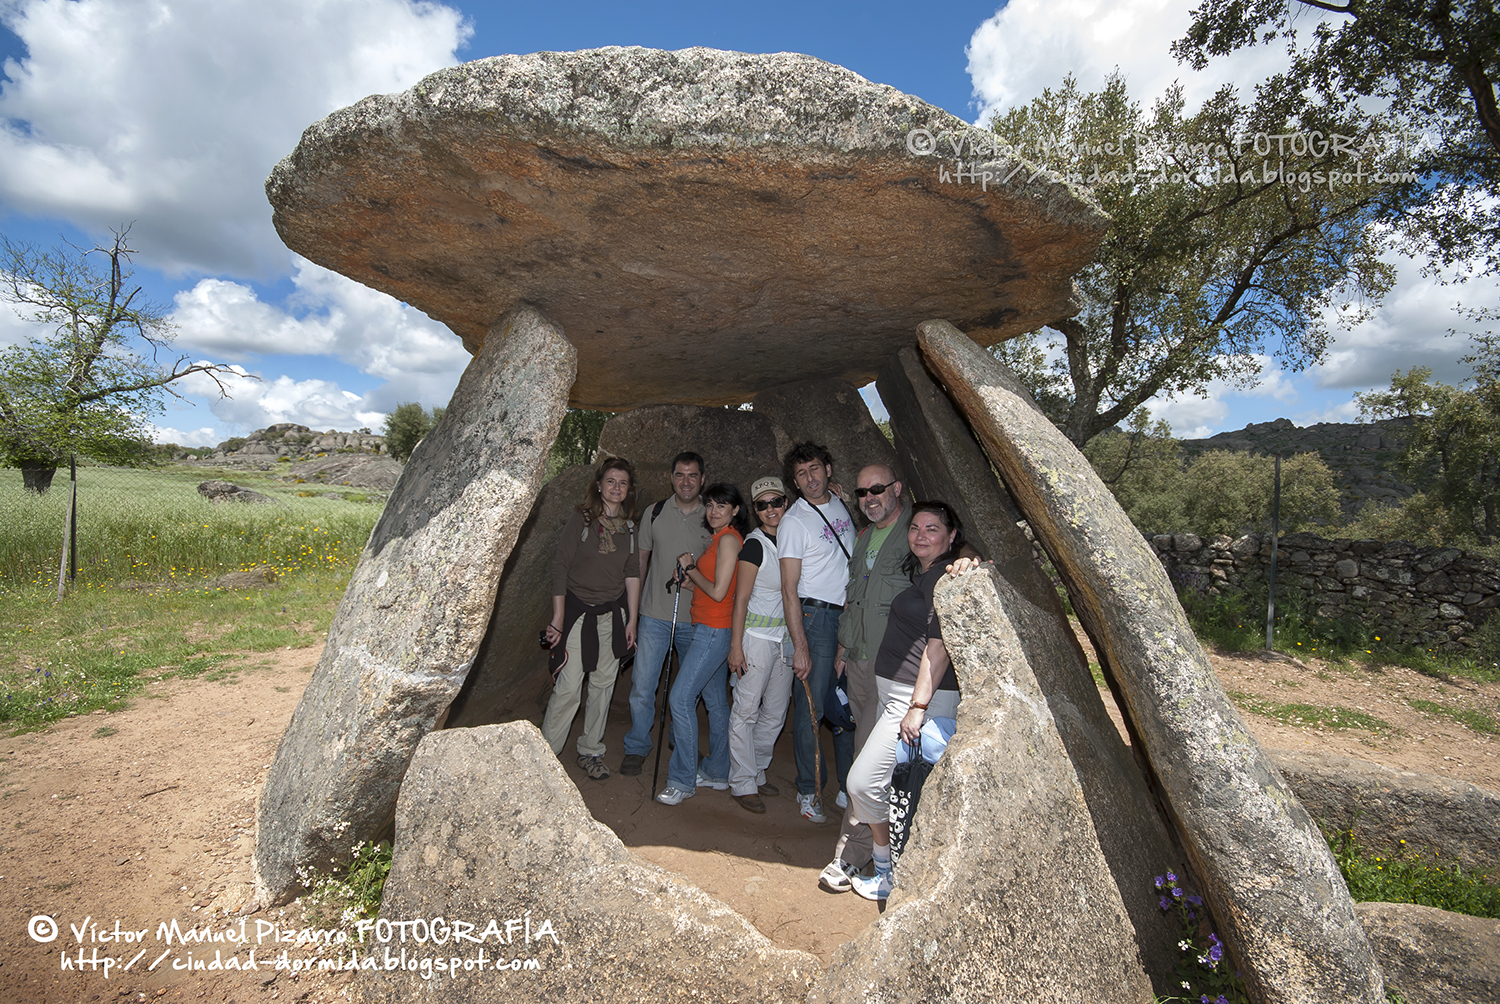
1155, 875, 1164, 889
1173, 886, 1183, 899
1159, 895, 1170, 910
1167, 870, 1178, 882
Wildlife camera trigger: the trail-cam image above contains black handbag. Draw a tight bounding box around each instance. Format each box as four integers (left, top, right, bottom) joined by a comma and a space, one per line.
887, 735, 932, 869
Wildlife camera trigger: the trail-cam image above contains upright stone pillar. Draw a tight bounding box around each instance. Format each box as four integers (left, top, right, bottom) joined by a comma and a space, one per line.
253, 306, 575, 904
443, 464, 595, 728
813, 564, 1156, 1004
916, 318, 1384, 1004
878, 344, 1181, 982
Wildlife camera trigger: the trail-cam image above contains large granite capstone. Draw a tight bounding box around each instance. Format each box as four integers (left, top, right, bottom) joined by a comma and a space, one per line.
266, 46, 1105, 409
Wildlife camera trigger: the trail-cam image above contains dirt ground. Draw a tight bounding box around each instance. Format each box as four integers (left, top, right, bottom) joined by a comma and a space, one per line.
2, 636, 1496, 1004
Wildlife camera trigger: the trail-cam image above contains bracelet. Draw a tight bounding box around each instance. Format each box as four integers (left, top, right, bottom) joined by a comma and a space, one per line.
908, 701, 928, 711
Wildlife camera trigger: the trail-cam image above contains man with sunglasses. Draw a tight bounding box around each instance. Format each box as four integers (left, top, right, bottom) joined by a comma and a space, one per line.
819, 463, 910, 892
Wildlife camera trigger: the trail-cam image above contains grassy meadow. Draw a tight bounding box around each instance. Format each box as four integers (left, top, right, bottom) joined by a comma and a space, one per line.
1, 462, 382, 731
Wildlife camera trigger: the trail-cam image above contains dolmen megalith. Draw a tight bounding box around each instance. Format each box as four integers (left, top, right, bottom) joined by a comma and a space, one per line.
250, 41, 1387, 1004
915, 318, 1386, 1003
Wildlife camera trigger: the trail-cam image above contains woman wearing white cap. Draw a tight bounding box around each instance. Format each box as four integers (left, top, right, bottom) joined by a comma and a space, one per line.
724, 476, 795, 813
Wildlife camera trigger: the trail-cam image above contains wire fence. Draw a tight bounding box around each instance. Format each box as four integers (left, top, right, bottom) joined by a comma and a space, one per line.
0, 458, 385, 596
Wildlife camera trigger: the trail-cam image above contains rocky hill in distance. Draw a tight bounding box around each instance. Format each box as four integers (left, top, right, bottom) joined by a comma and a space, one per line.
1180, 417, 1416, 516
176, 423, 402, 491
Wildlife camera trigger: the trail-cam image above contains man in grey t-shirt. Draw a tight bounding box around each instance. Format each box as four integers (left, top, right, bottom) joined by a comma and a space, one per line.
619, 452, 713, 774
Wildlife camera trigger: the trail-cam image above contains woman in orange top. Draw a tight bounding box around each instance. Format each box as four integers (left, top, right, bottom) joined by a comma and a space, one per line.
656, 482, 750, 805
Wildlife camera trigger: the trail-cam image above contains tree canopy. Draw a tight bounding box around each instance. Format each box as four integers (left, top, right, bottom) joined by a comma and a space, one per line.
1175, 0, 1500, 278
987, 73, 1399, 447
381, 402, 446, 462
1356, 337, 1500, 544
0, 228, 236, 492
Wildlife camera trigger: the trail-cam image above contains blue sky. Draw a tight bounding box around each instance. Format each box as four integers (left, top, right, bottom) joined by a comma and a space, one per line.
1, 0, 1491, 446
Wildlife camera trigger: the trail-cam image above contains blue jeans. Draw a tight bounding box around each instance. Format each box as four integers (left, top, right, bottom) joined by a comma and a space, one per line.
667, 622, 732, 792
623, 613, 692, 757
791, 603, 840, 797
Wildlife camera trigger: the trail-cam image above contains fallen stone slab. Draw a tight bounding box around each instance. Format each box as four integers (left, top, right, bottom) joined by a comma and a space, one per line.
876, 344, 1183, 985
813, 563, 1156, 1004
358, 722, 818, 1004
916, 318, 1385, 1004
253, 305, 574, 905
1269, 749, 1500, 873
1357, 902, 1500, 1004
197, 480, 278, 504
267, 46, 1106, 410
444, 463, 596, 727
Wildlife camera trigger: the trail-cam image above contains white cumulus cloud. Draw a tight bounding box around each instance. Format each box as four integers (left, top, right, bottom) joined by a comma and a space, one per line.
965, 0, 1300, 124
170, 257, 471, 412
0, 0, 470, 277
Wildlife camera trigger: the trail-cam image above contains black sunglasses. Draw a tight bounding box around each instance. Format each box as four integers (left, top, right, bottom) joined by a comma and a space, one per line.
754, 495, 788, 511
855, 481, 894, 498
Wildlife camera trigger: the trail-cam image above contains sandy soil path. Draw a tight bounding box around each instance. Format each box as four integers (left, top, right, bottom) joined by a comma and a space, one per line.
2, 639, 1495, 1003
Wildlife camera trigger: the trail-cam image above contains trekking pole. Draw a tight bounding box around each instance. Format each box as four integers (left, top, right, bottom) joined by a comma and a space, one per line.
651, 567, 686, 799
799, 677, 822, 810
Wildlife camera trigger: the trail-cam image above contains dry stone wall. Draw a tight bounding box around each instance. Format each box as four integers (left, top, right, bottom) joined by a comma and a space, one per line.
1148, 531, 1500, 651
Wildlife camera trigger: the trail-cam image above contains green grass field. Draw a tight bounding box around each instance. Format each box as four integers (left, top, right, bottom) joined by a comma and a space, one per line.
0, 463, 380, 590
1, 463, 381, 731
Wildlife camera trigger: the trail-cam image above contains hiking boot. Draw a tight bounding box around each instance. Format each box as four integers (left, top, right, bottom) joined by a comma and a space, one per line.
619, 753, 645, 776
695, 770, 729, 791
798, 793, 826, 823
578, 755, 610, 782
655, 786, 693, 806
818, 858, 857, 893
835, 789, 848, 809
756, 769, 779, 797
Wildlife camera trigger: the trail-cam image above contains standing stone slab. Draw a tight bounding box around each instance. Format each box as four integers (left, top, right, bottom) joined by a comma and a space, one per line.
916, 318, 1384, 1004
813, 564, 1155, 1004
596, 404, 780, 500
877, 344, 1182, 984
358, 722, 817, 1004
444, 464, 596, 727
751, 377, 897, 482
253, 306, 575, 905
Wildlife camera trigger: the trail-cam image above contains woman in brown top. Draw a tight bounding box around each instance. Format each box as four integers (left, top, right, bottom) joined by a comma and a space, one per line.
541, 458, 642, 781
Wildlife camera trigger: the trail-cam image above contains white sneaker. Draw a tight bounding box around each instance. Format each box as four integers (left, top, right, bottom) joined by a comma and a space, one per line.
656, 786, 693, 805
798, 793, 826, 823
851, 866, 893, 902
818, 858, 856, 893
695, 770, 729, 791
835, 789, 848, 810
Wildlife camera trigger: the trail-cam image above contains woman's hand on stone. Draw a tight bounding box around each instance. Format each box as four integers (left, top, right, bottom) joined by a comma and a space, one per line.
946, 556, 983, 576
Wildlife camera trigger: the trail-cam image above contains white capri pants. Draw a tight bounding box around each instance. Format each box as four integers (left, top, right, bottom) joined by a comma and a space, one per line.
845, 675, 961, 828
728, 632, 793, 797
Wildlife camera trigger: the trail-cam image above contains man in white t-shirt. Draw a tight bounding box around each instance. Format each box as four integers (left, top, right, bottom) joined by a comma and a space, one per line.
778, 442, 856, 823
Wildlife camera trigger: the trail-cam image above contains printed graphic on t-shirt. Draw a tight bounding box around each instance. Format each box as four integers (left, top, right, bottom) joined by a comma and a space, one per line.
820, 518, 853, 545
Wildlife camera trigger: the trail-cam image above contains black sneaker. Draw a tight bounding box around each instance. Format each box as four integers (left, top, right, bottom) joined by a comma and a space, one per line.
619, 753, 645, 776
